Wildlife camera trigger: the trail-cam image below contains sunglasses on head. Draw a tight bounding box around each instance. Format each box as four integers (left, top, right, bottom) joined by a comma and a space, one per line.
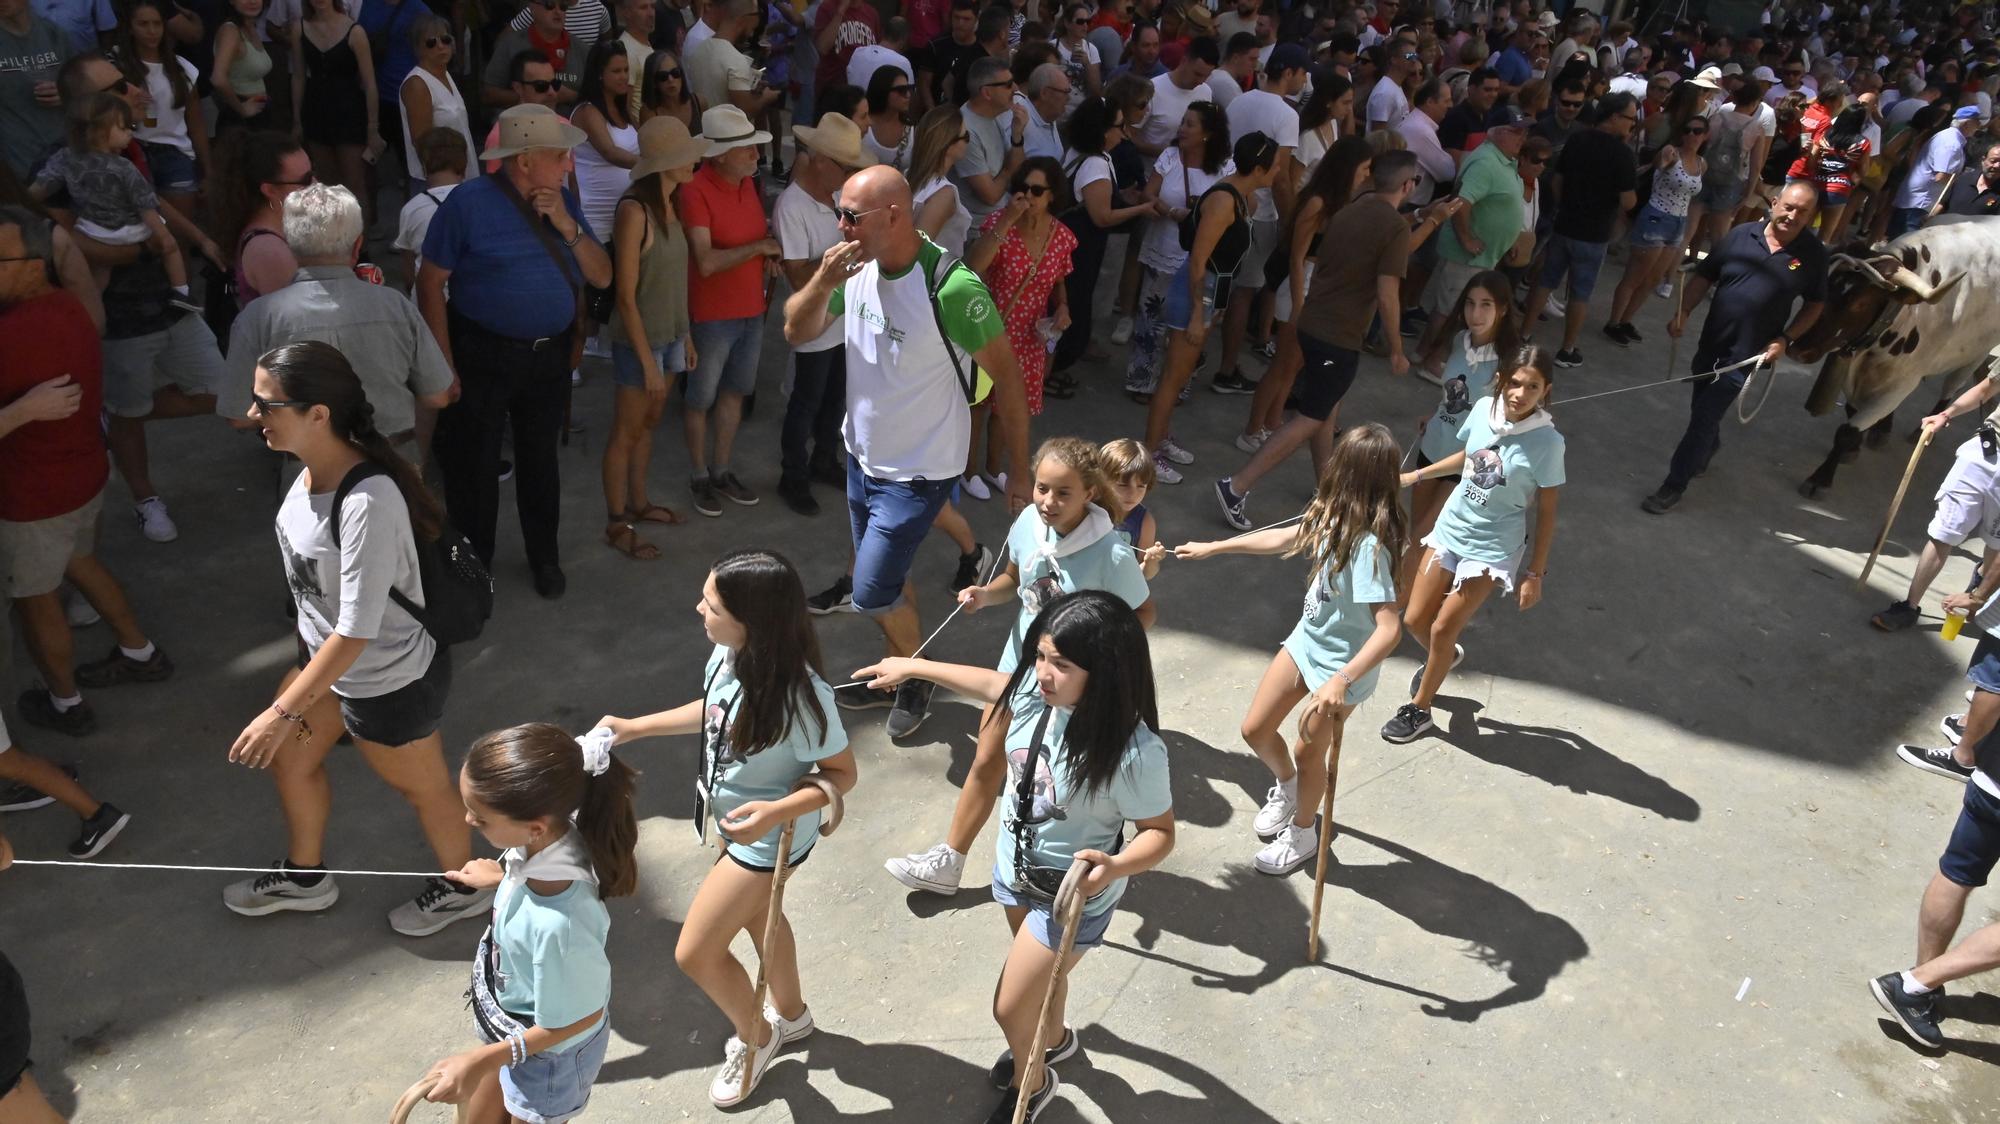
425, 33, 454, 47
525, 77, 565, 91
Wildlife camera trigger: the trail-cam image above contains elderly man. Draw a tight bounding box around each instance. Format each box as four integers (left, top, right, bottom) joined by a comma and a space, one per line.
1136, 34, 1215, 157
1940, 142, 2000, 217
952, 55, 1027, 231
783, 166, 1029, 739
1015, 63, 1069, 159
0, 206, 173, 739
1419, 107, 1528, 370
688, 0, 778, 120
1894, 106, 1981, 236
224, 184, 453, 462
1641, 183, 1826, 515
420, 104, 611, 600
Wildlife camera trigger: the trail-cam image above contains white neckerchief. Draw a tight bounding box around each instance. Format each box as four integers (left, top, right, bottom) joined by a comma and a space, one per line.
1486, 393, 1554, 439
1461, 332, 1497, 366
1030, 504, 1115, 572
502, 826, 597, 891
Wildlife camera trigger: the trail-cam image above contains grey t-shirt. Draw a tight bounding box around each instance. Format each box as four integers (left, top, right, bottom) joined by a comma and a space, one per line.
277, 471, 435, 699
0, 15, 71, 179
33, 147, 157, 231
951, 102, 1008, 227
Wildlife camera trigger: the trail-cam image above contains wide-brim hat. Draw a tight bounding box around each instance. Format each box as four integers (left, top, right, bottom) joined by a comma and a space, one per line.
1180, 4, 1214, 34
792, 114, 877, 169
701, 105, 774, 157
630, 115, 708, 179
480, 103, 587, 160
1690, 65, 1723, 89
1536, 10, 1560, 29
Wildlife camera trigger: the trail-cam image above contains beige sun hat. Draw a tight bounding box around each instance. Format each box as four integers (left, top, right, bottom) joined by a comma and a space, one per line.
1690, 65, 1724, 89
792, 113, 877, 169
700, 105, 774, 157
479, 103, 587, 161
630, 115, 708, 179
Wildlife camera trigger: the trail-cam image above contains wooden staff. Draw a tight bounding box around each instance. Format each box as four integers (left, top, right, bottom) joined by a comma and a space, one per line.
742, 776, 845, 1101
1304, 706, 1346, 961
1857, 428, 1935, 590
390, 1075, 465, 1124
1014, 857, 1094, 1124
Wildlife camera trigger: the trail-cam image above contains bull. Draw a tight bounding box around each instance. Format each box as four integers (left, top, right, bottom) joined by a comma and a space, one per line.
1789, 216, 2000, 499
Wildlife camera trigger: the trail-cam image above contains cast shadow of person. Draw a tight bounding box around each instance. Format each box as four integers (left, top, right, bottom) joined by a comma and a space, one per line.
1056, 1022, 1287, 1123
752, 1029, 1005, 1120
587, 910, 718, 1086
1430, 698, 1701, 822
1157, 727, 1275, 829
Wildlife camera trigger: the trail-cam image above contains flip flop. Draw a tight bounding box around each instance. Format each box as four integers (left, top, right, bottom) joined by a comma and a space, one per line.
627, 503, 686, 526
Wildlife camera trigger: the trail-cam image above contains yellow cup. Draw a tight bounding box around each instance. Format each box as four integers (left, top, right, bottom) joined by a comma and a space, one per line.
1944, 610, 1968, 641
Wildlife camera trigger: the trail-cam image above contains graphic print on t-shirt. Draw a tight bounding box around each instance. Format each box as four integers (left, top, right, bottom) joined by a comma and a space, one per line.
277, 523, 324, 605
1441, 374, 1472, 421
1005, 745, 1065, 824
1301, 565, 1330, 619
1465, 445, 1506, 498
1022, 571, 1066, 616
702, 701, 738, 769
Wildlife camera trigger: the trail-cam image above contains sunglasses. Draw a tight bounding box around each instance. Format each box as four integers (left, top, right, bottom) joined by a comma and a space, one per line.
983, 78, 1016, 89
1401, 51, 1420, 59
890, 83, 913, 95
1070, 16, 1088, 24
526, 78, 566, 91
955, 132, 970, 143
249, 393, 310, 415
1558, 98, 1584, 108
1019, 183, 1051, 196
268, 171, 317, 186
834, 204, 888, 224
424, 34, 454, 47
100, 74, 133, 95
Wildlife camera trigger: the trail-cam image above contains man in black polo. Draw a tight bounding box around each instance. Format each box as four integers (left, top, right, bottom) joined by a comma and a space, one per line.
1642, 181, 1827, 514
1939, 144, 2000, 218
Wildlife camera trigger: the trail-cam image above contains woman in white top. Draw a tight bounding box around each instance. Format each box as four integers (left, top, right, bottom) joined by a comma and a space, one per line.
398, 14, 476, 193
1052, 2, 1101, 116
569, 40, 640, 242
1291, 72, 1353, 191
861, 64, 915, 172
1126, 101, 1229, 399
1052, 95, 1160, 391
114, 0, 212, 221
907, 105, 973, 258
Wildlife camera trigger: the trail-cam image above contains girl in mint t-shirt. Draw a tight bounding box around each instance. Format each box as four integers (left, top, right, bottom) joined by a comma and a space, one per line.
1385, 346, 1565, 746
855, 591, 1175, 1123
421, 722, 639, 1124
1174, 425, 1407, 877
598, 549, 857, 1109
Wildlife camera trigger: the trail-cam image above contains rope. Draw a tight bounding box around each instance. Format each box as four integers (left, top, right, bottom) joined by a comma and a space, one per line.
1554, 353, 1773, 409
12, 859, 441, 877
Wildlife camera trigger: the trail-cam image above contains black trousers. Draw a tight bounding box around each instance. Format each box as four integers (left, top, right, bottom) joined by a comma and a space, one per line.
1663, 362, 1746, 492
1053, 212, 1111, 371
435, 311, 571, 571
781, 346, 847, 481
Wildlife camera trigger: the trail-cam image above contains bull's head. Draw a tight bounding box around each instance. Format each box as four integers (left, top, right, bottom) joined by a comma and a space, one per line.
1789, 251, 1967, 364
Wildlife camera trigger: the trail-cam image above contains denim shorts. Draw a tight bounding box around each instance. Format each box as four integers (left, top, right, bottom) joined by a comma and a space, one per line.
1537, 234, 1609, 301
500, 1015, 611, 1124
610, 339, 688, 390
141, 140, 198, 193
686, 316, 764, 411
1697, 176, 1749, 213
1968, 634, 2000, 696
1293, 333, 1359, 422
335, 646, 451, 748
1160, 259, 1220, 333
1939, 778, 2000, 888
846, 456, 957, 613
1628, 204, 1686, 248
990, 873, 1114, 951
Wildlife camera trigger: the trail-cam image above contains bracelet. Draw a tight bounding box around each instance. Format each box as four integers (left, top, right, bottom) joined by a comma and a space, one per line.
270, 701, 312, 743
561, 227, 582, 247
1332, 668, 1354, 688
1522, 569, 1545, 580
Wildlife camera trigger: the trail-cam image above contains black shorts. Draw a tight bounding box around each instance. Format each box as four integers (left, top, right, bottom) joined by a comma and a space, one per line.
0, 952, 31, 1099
1294, 333, 1360, 422
301, 639, 453, 747
724, 846, 814, 875
1415, 447, 1461, 483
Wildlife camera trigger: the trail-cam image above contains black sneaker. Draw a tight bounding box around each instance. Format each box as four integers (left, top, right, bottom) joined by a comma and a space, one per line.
808, 575, 855, 615
984, 1068, 1060, 1124
17, 689, 95, 737
690, 477, 723, 518
778, 475, 819, 517
0, 763, 76, 812
1408, 643, 1466, 696
75, 645, 174, 688
68, 802, 130, 859
1380, 703, 1435, 744
809, 457, 848, 489
1211, 369, 1257, 395
886, 680, 935, 739
1870, 972, 1945, 1048
1624, 323, 1645, 343
532, 564, 567, 601
953, 545, 993, 593
1601, 322, 1633, 347
1871, 600, 1921, 631
1214, 478, 1251, 532
1942, 714, 1966, 745
711, 471, 760, 507
1640, 487, 1683, 515
1399, 309, 1427, 338
1895, 744, 1975, 781
988, 1027, 1079, 1089
834, 682, 897, 711
1554, 348, 1584, 368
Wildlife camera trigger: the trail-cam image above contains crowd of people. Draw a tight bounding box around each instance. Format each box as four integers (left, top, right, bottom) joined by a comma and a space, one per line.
5, 0, 2000, 1118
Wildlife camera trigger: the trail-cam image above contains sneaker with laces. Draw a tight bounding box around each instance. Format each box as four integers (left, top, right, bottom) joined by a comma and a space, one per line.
1870, 973, 1945, 1048
1546, 293, 1567, 318
1942, 714, 1966, 745
1234, 429, 1267, 454
709, 1023, 784, 1107
1624, 323, 1646, 343
954, 545, 993, 593
167, 293, 204, 314
1601, 322, 1633, 347
1871, 600, 1921, 631
711, 471, 759, 506
886, 680, 935, 739
75, 645, 174, 688
1214, 478, 1251, 532
1655, 278, 1675, 300
1152, 452, 1183, 485
809, 575, 855, 615
388, 877, 495, 937
764, 1003, 816, 1045
223, 862, 341, 916
1159, 437, 1196, 465
987, 1026, 1078, 1088
1896, 744, 1975, 781
0, 763, 75, 812
1211, 370, 1257, 395
884, 841, 966, 894
1554, 348, 1584, 368
835, 682, 897, 710
68, 803, 130, 859
1110, 315, 1135, 344
17, 689, 95, 737
984, 1068, 1060, 1124
981, 471, 1010, 496
1380, 703, 1435, 744
1253, 819, 1318, 875
134, 496, 178, 542
1252, 777, 1298, 837
690, 477, 723, 517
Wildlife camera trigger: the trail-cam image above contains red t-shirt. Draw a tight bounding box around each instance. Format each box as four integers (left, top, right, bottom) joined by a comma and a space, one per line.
679, 162, 769, 322
0, 291, 108, 523
812, 0, 879, 90
528, 26, 571, 77
1786, 103, 1833, 180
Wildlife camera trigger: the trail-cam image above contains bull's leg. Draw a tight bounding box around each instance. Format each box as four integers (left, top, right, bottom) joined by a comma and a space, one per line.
1802, 423, 1864, 498
1865, 412, 1895, 450
1839, 405, 1862, 463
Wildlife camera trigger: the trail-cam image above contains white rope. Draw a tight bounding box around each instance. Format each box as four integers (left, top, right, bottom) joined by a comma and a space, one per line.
1555, 353, 1773, 408
833, 546, 1009, 690
12, 859, 441, 877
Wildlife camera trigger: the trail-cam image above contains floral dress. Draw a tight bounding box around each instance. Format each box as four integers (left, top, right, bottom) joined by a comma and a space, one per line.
976, 209, 1076, 415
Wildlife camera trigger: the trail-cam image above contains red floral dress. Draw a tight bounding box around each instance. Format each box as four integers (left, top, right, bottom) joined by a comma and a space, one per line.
976, 210, 1075, 415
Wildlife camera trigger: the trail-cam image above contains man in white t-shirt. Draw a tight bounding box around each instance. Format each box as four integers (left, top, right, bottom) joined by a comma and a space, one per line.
782, 166, 1029, 737
1367, 35, 1417, 131
1208, 31, 1256, 110
682, 0, 720, 56
686, 0, 773, 118
1215, 0, 1257, 45
1213, 42, 1304, 393
1136, 37, 1218, 155
615, 0, 654, 121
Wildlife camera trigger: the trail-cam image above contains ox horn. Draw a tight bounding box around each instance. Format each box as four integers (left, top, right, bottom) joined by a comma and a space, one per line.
1830, 253, 1900, 289
1886, 265, 1966, 304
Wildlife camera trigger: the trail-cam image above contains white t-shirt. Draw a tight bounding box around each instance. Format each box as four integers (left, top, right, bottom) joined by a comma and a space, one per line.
913, 175, 972, 259
1206, 68, 1241, 111
394, 182, 459, 271
1063, 148, 1114, 195
1366, 76, 1409, 131
774, 181, 845, 352
1141, 71, 1213, 151
687, 36, 760, 115
1140, 146, 1231, 271
1053, 38, 1099, 118
1295, 121, 1335, 189
682, 16, 715, 56
1226, 88, 1298, 221
133, 55, 201, 157
847, 43, 912, 89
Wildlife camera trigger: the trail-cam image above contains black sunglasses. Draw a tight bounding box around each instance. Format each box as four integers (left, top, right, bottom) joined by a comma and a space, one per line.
983, 78, 1016, 89
250, 393, 310, 415
525, 77, 566, 91
834, 204, 888, 224
1558, 98, 1585, 108
1019, 183, 1051, 196
425, 34, 454, 47
100, 74, 133, 95
890, 83, 913, 95
268, 170, 317, 186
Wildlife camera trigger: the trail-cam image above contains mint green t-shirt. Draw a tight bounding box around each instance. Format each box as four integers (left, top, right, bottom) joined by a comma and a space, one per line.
1429, 401, 1566, 564
701, 645, 848, 867
998, 506, 1152, 674
1438, 142, 1524, 269
488, 875, 611, 1052
1281, 532, 1396, 700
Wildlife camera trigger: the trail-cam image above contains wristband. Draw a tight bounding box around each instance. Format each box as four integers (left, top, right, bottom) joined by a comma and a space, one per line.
561, 227, 582, 247
1522, 569, 1545, 581
270, 701, 312, 742
1332, 668, 1354, 688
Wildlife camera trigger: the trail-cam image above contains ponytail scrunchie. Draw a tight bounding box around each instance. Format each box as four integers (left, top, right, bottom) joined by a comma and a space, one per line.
577, 726, 615, 777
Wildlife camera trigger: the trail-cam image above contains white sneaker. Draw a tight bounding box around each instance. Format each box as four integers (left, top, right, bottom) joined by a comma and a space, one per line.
1545, 293, 1567, 319
135, 497, 178, 543
1252, 777, 1297, 838
709, 1022, 783, 1107
765, 1003, 816, 1045
570, 367, 584, 387
66, 588, 101, 627
222, 862, 340, 916
962, 473, 992, 501
1415, 362, 1445, 387
583, 333, 610, 359
884, 842, 966, 894
1152, 452, 1183, 485
1234, 429, 1267, 454
1110, 315, 1135, 345
1655, 278, 1675, 300
1159, 436, 1195, 465
1253, 819, 1318, 875
387, 877, 495, 937
981, 471, 1009, 495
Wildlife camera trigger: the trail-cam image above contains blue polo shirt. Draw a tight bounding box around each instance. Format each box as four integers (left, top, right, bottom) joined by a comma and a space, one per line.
423, 174, 587, 341
1692, 219, 1827, 377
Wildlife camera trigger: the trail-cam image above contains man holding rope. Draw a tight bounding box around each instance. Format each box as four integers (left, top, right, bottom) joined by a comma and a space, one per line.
1641, 182, 1827, 516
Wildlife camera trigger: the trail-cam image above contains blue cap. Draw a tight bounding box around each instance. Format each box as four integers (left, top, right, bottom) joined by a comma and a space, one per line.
1265, 43, 1310, 77
1955, 105, 1983, 121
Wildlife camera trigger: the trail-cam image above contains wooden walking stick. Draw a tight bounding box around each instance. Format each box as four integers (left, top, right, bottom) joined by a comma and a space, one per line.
742, 775, 845, 1100
1857, 428, 1935, 590
1014, 857, 1094, 1124
1304, 706, 1345, 961
390, 1074, 466, 1124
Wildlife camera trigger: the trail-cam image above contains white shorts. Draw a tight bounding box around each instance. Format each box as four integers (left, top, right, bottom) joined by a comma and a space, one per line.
1422, 530, 1524, 594
1273, 262, 1315, 324
75, 218, 152, 245
1929, 452, 2000, 551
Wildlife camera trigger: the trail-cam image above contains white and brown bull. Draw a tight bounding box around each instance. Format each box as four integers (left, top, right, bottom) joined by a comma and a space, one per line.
1790, 216, 2000, 499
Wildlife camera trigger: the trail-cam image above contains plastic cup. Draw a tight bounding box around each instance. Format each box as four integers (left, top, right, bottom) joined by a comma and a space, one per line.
1944, 610, 1968, 641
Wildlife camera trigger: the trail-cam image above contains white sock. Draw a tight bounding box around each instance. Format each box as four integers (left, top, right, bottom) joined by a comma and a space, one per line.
120, 641, 156, 662
1902, 970, 1934, 995
172, 283, 189, 296
48, 692, 83, 712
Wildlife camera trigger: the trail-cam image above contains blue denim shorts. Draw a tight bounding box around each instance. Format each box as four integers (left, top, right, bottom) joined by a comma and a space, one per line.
140, 140, 198, 193
686, 316, 764, 411
1537, 234, 1609, 301
1940, 778, 2000, 888
1628, 204, 1686, 248
1968, 635, 2000, 696
845, 456, 957, 613
1159, 259, 1220, 333
610, 339, 688, 390
990, 873, 1114, 951
499, 1015, 610, 1124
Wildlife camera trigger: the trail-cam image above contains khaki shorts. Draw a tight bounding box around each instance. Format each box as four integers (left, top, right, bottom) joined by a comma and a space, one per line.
0, 489, 104, 599
1424, 258, 1486, 317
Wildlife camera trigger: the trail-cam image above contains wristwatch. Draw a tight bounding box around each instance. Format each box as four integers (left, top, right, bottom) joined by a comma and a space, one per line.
1010, 135, 1024, 147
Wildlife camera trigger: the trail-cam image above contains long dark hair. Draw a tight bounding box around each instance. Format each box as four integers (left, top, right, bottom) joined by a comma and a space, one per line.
575, 39, 630, 126
1288, 423, 1407, 587
1181, 99, 1229, 174
1299, 70, 1353, 134
865, 63, 909, 119
711, 549, 829, 757
989, 591, 1158, 798
115, 0, 191, 111
465, 723, 641, 899
211, 129, 305, 247
1294, 133, 1371, 227
1441, 268, 1523, 360
1062, 95, 1119, 158
622, 170, 675, 232
258, 341, 444, 542
1824, 104, 1868, 151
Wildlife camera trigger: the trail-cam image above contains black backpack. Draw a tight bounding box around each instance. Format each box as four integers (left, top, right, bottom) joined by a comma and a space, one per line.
331, 463, 493, 646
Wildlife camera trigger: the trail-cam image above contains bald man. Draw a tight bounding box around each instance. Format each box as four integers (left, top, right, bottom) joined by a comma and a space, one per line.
784, 166, 1031, 738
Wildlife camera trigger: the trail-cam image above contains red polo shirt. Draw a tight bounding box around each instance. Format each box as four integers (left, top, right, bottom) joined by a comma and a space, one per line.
679, 162, 770, 322
0, 291, 108, 523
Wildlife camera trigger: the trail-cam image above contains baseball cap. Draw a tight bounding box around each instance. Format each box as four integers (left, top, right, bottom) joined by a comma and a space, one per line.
1751, 65, 1777, 81
1265, 43, 1310, 76
1488, 104, 1528, 130
1955, 105, 1982, 121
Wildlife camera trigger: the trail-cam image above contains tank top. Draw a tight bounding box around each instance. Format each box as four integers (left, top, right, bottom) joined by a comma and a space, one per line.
913, 176, 971, 261
233, 225, 287, 307
1649, 149, 1704, 217
400, 68, 477, 182
228, 29, 271, 96
606, 204, 691, 349
1115, 503, 1147, 546
1195, 182, 1250, 277
572, 108, 637, 241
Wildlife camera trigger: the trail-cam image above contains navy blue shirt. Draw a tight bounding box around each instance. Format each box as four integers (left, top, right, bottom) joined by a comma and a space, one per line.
423, 174, 587, 340
1692, 219, 1827, 375
357, 0, 432, 107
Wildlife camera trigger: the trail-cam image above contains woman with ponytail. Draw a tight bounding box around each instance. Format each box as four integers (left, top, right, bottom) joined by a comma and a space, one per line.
598, 548, 856, 1108
417, 722, 637, 1122
222, 341, 489, 939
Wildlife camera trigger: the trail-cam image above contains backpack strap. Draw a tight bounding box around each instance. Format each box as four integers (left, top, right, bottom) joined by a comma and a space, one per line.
329, 462, 424, 624
920, 247, 978, 405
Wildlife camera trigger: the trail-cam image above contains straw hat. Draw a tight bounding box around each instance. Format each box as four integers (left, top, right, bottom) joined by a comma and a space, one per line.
1690, 65, 1723, 89
700, 104, 774, 157
1535, 10, 1560, 30
480, 103, 586, 160
630, 115, 708, 179
792, 113, 877, 169
1180, 3, 1214, 35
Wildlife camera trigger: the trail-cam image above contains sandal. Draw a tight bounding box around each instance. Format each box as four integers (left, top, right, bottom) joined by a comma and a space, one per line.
605, 521, 661, 560
627, 503, 685, 526
1044, 379, 1077, 400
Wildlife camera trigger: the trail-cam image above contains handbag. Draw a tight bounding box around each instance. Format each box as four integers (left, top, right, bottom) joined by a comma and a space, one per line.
1006, 705, 1120, 906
